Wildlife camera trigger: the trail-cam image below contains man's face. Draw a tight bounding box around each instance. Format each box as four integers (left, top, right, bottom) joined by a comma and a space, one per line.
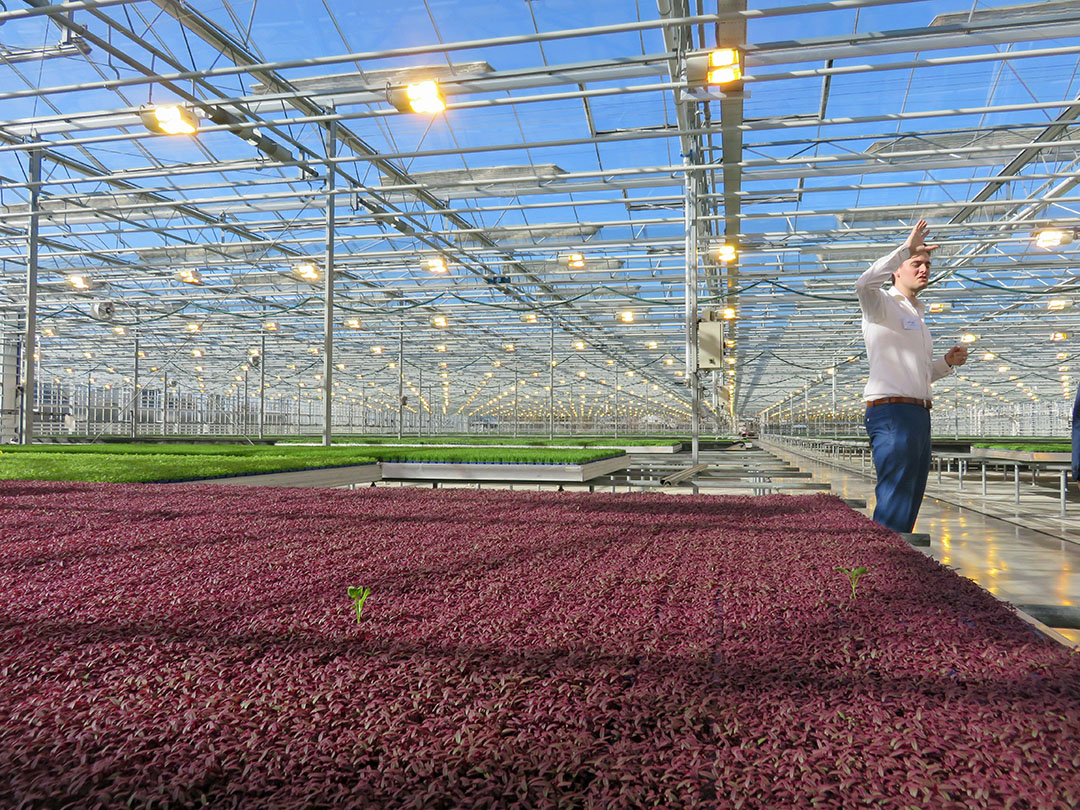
894, 251, 931, 294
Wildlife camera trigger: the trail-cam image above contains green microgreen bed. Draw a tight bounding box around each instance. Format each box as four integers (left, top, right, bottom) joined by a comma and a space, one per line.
972, 442, 1071, 453
0, 443, 622, 483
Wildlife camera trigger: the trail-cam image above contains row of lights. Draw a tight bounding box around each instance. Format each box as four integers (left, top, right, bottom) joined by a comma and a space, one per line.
140, 46, 742, 140
139, 79, 449, 141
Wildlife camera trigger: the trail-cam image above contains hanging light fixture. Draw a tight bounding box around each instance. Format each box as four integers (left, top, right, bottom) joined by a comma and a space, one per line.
291, 262, 320, 282
1034, 228, 1075, 250
388, 80, 446, 114
139, 104, 200, 135
175, 268, 204, 286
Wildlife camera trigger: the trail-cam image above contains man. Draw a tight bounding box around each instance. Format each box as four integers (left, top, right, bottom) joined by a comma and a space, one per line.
856, 219, 968, 533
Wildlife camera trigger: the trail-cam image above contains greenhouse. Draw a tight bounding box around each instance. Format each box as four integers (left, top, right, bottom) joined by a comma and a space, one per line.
1, 0, 1079, 807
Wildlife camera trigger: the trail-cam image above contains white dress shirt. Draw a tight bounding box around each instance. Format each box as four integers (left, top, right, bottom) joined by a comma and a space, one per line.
856, 244, 952, 403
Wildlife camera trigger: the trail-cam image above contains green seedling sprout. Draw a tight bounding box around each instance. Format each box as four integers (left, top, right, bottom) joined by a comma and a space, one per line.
836, 566, 868, 600
347, 585, 371, 623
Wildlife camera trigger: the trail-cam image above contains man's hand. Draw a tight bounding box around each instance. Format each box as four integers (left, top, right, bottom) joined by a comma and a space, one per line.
944, 345, 968, 367
905, 219, 939, 255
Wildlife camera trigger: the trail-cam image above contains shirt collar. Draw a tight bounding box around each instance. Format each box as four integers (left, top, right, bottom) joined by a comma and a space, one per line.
887, 285, 924, 314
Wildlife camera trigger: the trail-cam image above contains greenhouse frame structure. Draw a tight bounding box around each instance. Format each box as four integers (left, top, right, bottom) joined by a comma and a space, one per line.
2, 0, 1080, 446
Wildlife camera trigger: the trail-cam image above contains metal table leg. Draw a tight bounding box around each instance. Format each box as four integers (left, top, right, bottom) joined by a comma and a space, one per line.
1060, 471, 1067, 518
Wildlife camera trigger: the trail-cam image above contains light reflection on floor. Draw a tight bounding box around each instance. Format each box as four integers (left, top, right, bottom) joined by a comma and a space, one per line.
770, 448, 1080, 646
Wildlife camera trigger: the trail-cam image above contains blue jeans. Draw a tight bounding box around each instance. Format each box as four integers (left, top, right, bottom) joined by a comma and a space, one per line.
864, 403, 931, 533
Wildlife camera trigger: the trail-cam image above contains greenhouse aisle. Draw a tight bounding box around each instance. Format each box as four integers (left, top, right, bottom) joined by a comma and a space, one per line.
766, 444, 1080, 647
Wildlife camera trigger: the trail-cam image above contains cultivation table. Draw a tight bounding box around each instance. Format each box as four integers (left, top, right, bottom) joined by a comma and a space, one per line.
766, 436, 1080, 534
968, 447, 1073, 517
379, 455, 628, 484
621, 451, 827, 494
198, 463, 382, 488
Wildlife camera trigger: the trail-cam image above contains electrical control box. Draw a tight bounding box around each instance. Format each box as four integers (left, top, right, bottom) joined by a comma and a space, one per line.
697, 320, 725, 369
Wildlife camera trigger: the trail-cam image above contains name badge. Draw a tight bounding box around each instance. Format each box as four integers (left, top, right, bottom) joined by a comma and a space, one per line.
902, 317, 920, 331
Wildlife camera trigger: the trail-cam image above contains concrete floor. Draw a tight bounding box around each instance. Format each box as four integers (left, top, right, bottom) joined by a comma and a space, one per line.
765, 443, 1080, 646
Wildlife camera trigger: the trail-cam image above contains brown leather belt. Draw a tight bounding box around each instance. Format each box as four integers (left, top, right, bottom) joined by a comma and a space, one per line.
866, 396, 931, 410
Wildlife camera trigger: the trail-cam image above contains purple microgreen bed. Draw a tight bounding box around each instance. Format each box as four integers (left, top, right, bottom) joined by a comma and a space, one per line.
1, 483, 1078, 808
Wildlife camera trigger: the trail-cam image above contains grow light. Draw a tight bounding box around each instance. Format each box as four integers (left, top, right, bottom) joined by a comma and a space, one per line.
390, 80, 446, 114
139, 104, 199, 135
1034, 228, 1074, 249
175, 268, 204, 286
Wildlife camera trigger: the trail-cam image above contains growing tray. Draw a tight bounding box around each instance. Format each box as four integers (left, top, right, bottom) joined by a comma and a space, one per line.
969, 447, 1071, 463
199, 462, 382, 488
380, 454, 628, 482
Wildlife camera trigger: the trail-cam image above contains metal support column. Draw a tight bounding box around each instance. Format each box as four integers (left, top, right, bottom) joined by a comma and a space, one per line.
322, 118, 337, 447
548, 317, 555, 440
397, 311, 404, 439
684, 153, 700, 465
804, 382, 810, 435
132, 336, 139, 438
613, 360, 619, 439
20, 147, 41, 445
259, 333, 266, 439
831, 363, 837, 438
